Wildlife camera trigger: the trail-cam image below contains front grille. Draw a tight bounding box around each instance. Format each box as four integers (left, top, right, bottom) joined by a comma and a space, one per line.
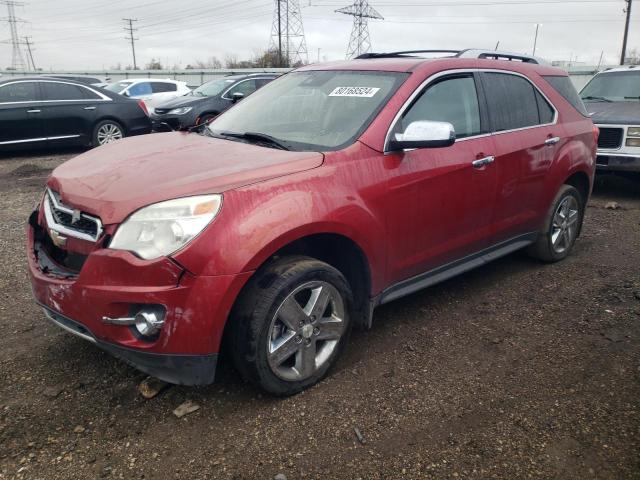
44, 189, 102, 242
598, 127, 624, 149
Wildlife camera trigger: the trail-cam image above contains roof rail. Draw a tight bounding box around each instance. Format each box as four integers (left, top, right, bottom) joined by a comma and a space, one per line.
455, 49, 547, 65
355, 50, 460, 59
355, 48, 547, 65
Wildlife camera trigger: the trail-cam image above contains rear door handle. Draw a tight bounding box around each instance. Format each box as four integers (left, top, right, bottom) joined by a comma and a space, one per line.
472, 156, 495, 168
84, 106, 96, 110
545, 136, 560, 145
27, 109, 41, 113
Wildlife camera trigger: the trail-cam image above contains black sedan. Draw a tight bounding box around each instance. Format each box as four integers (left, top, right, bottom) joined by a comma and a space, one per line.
151, 73, 279, 131
0, 77, 151, 151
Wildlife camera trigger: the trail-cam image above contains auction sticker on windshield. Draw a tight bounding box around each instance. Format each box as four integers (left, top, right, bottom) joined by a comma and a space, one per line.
329, 87, 380, 97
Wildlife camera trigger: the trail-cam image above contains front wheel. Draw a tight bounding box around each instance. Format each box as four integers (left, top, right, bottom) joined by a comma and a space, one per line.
92, 120, 125, 147
527, 184, 584, 262
228, 256, 353, 396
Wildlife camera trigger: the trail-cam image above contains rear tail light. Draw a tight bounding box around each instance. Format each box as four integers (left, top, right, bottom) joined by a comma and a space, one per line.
138, 100, 149, 117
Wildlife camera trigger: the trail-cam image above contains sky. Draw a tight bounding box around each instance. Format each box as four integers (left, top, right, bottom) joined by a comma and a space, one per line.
1, 0, 638, 71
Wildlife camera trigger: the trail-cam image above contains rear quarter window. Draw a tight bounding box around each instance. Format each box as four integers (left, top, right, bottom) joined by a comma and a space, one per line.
543, 75, 589, 116
482, 72, 540, 131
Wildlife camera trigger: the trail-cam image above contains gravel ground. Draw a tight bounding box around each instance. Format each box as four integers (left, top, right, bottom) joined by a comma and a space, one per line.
0, 150, 639, 480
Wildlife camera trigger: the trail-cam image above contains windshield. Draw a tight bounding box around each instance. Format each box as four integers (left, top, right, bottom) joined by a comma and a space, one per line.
581, 71, 640, 101
192, 78, 236, 97
104, 81, 132, 93
208, 70, 408, 151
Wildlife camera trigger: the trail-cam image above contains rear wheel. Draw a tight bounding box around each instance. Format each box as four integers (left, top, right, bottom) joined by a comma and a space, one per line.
527, 185, 584, 262
92, 120, 124, 147
228, 256, 352, 396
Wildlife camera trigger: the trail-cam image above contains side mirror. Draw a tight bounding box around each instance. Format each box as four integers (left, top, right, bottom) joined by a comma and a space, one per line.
388, 120, 456, 151
122, 90, 130, 97
232, 92, 245, 103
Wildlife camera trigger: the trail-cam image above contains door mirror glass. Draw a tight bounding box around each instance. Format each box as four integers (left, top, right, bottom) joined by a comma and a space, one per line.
232, 92, 245, 103
389, 120, 456, 150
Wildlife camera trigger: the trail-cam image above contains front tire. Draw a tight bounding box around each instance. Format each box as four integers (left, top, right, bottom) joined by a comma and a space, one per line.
228, 256, 353, 396
527, 185, 584, 262
92, 120, 125, 147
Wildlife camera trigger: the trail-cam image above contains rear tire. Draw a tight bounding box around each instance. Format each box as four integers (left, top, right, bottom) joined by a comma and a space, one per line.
527, 185, 584, 262
228, 255, 353, 396
92, 120, 125, 147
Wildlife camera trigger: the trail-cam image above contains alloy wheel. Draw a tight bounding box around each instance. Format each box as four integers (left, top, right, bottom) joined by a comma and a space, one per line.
551, 196, 579, 254
266, 281, 346, 382
97, 123, 123, 145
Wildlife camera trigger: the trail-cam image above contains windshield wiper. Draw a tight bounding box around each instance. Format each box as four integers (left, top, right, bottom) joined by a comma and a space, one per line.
219, 131, 291, 150
624, 96, 640, 100
582, 95, 613, 102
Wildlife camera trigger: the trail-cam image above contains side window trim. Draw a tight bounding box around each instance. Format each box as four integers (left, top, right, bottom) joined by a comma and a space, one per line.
384, 68, 559, 153
0, 80, 42, 104
478, 70, 558, 135
0, 80, 110, 104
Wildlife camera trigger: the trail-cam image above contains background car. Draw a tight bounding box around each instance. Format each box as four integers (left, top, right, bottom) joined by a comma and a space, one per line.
0, 77, 151, 150
151, 74, 279, 131
104, 78, 191, 114
581, 66, 640, 175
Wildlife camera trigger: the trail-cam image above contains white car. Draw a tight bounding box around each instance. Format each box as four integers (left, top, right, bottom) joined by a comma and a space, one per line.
104, 79, 191, 113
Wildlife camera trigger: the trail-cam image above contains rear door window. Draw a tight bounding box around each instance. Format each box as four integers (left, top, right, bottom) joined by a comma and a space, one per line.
0, 81, 39, 102
41, 82, 88, 101
535, 90, 555, 124
150, 82, 177, 93
482, 72, 541, 132
128, 82, 152, 97
398, 74, 482, 139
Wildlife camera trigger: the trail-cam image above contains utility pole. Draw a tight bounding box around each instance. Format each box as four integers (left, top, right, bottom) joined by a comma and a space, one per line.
1, 0, 27, 70
123, 18, 139, 70
532, 23, 540, 56
22, 35, 35, 70
620, 0, 633, 65
336, 1, 384, 59
277, 0, 282, 67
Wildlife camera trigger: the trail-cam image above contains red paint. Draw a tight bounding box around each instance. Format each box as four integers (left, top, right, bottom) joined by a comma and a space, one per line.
27, 57, 595, 361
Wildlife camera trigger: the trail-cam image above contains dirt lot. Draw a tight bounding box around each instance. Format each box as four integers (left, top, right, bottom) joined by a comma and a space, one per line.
0, 150, 638, 480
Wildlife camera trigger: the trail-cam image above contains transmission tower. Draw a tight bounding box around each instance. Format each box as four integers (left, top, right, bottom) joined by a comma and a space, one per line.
123, 18, 139, 70
1, 0, 27, 70
336, 1, 383, 59
22, 36, 35, 70
269, 0, 308, 67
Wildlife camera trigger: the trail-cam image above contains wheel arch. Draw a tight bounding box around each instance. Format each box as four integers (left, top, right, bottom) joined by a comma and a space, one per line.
93, 116, 128, 135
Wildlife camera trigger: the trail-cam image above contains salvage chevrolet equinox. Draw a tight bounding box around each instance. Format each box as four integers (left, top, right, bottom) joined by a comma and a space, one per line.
27, 49, 597, 395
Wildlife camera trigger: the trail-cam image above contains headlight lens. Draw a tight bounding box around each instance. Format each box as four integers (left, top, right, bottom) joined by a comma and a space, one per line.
627, 127, 640, 138
626, 138, 640, 147
109, 195, 222, 260
168, 107, 192, 115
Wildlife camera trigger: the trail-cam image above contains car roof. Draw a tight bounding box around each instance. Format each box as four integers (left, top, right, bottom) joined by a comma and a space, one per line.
598, 65, 639, 74
112, 78, 186, 84
0, 76, 89, 85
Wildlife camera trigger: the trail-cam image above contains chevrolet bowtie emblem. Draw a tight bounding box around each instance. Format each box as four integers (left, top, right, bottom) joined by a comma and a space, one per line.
71, 209, 81, 224
49, 229, 67, 248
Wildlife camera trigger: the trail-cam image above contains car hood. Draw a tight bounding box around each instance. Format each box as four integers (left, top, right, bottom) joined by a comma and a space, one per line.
586, 101, 640, 125
48, 132, 324, 225
155, 95, 209, 110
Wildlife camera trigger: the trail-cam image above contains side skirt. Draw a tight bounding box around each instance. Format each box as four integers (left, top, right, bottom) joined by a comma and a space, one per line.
376, 232, 538, 308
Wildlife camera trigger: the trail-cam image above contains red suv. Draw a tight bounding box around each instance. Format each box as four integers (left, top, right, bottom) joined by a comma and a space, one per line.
27, 50, 597, 395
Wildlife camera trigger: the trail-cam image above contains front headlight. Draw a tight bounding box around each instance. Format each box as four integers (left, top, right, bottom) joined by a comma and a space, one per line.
109, 195, 222, 260
168, 107, 192, 115
627, 126, 640, 138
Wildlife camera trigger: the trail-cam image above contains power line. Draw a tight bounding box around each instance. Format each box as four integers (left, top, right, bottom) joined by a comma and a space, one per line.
620, 0, 632, 64
336, 1, 384, 58
123, 17, 138, 70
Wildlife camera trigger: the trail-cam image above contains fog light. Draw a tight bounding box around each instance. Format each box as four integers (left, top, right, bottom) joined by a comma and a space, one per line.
626, 138, 640, 147
134, 311, 164, 336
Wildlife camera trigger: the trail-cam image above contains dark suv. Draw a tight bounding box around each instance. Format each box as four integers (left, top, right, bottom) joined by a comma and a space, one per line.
27, 50, 596, 395
151, 73, 279, 130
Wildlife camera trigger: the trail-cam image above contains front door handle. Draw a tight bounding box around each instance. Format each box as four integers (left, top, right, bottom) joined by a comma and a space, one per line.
472, 156, 495, 168
83, 106, 96, 110
27, 109, 41, 113
545, 136, 560, 145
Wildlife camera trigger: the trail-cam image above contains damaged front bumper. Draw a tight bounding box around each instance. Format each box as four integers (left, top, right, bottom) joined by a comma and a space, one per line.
26, 209, 251, 386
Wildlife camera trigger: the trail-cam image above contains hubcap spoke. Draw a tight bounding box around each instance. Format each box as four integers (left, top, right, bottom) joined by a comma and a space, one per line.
305, 285, 331, 319
296, 341, 317, 378
277, 297, 306, 331
269, 332, 300, 367
316, 319, 343, 341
